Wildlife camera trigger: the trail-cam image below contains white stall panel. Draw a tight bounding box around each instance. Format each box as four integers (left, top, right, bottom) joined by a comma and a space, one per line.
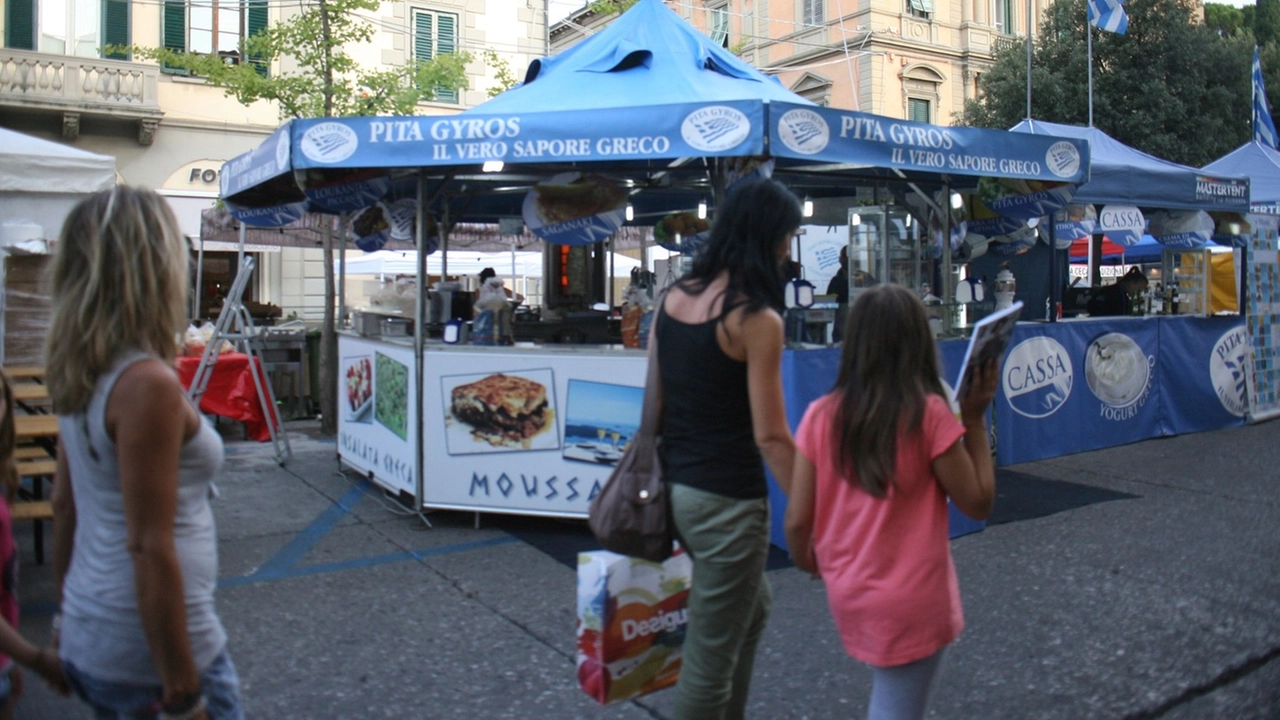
337, 335, 417, 496
423, 348, 647, 517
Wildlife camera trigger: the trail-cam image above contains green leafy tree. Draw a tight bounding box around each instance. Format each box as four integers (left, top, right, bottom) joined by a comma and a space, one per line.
125, 0, 470, 118
961, 0, 1252, 167
1258, 0, 1280, 47
483, 49, 520, 98
1204, 3, 1246, 37
126, 0, 471, 435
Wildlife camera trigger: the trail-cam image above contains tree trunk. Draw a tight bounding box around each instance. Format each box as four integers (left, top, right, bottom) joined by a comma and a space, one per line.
319, 218, 338, 435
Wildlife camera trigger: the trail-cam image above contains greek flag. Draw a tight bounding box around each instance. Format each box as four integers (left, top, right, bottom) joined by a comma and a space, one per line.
1254, 47, 1278, 149
1087, 0, 1128, 35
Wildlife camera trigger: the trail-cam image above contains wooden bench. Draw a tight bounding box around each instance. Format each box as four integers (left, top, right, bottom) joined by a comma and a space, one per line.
14, 446, 52, 461
2, 366, 45, 382
10, 501, 52, 522
13, 449, 57, 565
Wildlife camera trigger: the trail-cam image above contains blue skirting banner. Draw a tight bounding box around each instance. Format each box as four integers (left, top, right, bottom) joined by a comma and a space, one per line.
1156, 316, 1248, 435
995, 319, 1160, 466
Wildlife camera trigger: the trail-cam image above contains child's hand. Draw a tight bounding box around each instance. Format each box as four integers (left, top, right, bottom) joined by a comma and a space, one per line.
32, 647, 69, 697
959, 358, 999, 423
791, 544, 820, 579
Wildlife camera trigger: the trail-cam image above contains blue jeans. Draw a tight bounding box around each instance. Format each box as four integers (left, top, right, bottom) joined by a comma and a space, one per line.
64, 650, 244, 720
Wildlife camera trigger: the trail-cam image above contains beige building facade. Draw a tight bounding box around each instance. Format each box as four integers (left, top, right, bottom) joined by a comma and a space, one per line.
553, 0, 1037, 125
1, 0, 547, 321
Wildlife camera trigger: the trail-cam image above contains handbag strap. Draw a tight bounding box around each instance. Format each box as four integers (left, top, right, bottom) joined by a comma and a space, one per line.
637, 290, 667, 436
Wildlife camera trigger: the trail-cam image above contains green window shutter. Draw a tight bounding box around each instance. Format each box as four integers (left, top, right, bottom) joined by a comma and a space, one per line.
5, 0, 36, 51
162, 0, 189, 75
247, 0, 268, 76
435, 13, 457, 103
102, 0, 131, 60
414, 11, 434, 61
908, 98, 930, 124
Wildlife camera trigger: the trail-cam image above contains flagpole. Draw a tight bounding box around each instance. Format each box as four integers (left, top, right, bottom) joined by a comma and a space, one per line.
1026, 0, 1033, 119
1087, 22, 1094, 126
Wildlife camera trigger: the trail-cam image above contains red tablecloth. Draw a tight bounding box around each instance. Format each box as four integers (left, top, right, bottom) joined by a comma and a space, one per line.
177, 353, 277, 442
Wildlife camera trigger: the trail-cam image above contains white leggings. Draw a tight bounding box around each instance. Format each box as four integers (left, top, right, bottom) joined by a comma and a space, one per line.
867, 646, 948, 720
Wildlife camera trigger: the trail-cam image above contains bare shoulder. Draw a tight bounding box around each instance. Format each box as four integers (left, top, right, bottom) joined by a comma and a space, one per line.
106, 358, 188, 430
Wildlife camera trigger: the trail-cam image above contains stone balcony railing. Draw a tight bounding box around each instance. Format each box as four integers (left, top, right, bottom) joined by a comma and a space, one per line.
0, 48, 164, 144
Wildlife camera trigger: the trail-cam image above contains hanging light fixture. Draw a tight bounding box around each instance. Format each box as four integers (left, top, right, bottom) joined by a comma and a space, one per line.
482, 160, 504, 172
950, 192, 964, 210
697, 199, 708, 220
851, 213, 861, 226
803, 197, 814, 217
625, 204, 634, 222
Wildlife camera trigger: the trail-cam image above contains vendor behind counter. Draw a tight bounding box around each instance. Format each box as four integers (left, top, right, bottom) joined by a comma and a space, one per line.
1086, 267, 1148, 317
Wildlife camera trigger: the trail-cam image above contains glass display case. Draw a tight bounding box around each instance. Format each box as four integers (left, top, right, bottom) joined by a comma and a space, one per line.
1161, 248, 1210, 316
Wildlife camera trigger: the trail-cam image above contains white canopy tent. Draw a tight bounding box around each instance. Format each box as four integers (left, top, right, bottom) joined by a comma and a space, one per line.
0, 127, 116, 245
0, 128, 116, 364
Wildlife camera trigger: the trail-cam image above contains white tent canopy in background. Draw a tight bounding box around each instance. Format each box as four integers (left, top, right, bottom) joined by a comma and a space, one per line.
338, 250, 644, 278
0, 127, 116, 245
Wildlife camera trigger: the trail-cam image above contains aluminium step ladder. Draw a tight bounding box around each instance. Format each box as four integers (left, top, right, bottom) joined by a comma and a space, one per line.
186, 256, 292, 465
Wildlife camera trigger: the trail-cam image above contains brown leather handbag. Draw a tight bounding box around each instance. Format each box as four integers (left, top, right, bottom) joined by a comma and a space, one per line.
587, 302, 673, 562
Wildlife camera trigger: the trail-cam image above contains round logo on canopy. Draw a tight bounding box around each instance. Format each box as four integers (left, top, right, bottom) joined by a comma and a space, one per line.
275, 131, 291, 172
681, 106, 751, 153
1046, 141, 1081, 179
300, 122, 359, 164
1003, 336, 1074, 418
1097, 205, 1144, 246
776, 109, 830, 156
1209, 326, 1249, 417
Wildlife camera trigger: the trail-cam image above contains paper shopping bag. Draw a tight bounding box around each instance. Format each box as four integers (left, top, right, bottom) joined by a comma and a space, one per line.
575, 548, 692, 705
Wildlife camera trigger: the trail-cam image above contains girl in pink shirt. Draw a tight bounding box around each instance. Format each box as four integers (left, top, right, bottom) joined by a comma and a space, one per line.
784, 284, 998, 720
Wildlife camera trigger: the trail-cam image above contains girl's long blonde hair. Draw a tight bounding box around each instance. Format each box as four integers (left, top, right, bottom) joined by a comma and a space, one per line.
45, 186, 188, 413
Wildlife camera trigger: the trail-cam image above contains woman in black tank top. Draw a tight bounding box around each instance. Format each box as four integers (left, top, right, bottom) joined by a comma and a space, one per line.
657, 178, 800, 720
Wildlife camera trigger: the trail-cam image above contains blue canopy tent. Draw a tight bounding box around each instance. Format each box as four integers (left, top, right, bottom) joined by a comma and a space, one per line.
1011, 119, 1249, 214
1202, 140, 1280, 212
221, 0, 1090, 228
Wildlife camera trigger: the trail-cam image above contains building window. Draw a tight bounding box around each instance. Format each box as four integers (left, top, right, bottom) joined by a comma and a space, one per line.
412, 8, 459, 104
994, 0, 1014, 34
4, 0, 129, 57
907, 0, 934, 20
162, 0, 268, 74
908, 97, 931, 123
708, 4, 728, 48
802, 0, 824, 27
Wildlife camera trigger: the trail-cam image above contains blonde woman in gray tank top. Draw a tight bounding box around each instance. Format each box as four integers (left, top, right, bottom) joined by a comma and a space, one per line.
47, 186, 243, 720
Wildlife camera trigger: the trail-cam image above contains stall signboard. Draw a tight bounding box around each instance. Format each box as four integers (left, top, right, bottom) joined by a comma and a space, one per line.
422, 349, 648, 516
1244, 213, 1280, 421
1097, 205, 1144, 246
337, 336, 418, 496
768, 102, 1090, 184
288, 102, 766, 173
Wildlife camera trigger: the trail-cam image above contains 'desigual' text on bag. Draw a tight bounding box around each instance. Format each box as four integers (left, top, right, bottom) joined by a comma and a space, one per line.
576, 549, 691, 705
587, 298, 673, 562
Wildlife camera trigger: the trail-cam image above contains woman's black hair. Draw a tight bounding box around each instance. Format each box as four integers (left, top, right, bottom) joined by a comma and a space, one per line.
682, 177, 801, 317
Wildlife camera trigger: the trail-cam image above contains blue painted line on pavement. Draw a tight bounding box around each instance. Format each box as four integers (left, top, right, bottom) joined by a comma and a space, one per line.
218, 535, 519, 589
254, 481, 369, 576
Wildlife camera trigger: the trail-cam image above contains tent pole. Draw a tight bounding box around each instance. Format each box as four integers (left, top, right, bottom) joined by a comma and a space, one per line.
1087, 23, 1094, 127
1025, 0, 1033, 120
195, 237, 206, 321
414, 170, 430, 524
338, 213, 349, 328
